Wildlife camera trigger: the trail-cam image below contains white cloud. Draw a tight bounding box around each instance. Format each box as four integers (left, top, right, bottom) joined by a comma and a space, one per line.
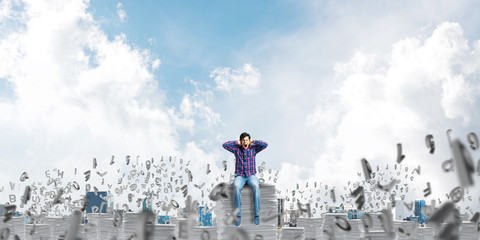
210, 63, 261, 94
170, 80, 221, 135
306, 22, 480, 203
0, 0, 181, 202
151, 58, 161, 70
147, 37, 156, 45
116, 2, 127, 22
276, 162, 304, 195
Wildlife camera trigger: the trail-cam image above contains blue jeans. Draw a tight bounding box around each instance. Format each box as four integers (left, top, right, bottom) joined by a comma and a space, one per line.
233, 175, 260, 217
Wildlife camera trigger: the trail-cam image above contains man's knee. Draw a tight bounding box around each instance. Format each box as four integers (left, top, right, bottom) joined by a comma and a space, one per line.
233, 177, 244, 191
248, 177, 260, 190
251, 183, 259, 192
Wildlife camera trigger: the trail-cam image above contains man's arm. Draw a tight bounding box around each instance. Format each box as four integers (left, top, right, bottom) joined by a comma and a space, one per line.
222, 140, 239, 153
251, 140, 268, 153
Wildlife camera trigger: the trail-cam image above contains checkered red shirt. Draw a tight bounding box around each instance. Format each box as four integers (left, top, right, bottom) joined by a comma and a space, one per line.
222, 140, 268, 177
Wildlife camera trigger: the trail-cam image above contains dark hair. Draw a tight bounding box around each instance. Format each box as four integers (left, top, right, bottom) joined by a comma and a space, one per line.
239, 132, 251, 140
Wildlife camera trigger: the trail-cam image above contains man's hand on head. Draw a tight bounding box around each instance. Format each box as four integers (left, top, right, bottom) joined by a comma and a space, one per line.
246, 139, 252, 149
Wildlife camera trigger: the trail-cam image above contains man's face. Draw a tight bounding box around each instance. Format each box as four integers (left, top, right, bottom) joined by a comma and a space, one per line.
240, 136, 251, 149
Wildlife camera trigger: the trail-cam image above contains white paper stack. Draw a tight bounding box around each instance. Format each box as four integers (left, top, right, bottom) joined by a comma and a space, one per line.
99, 213, 121, 239
124, 212, 165, 240
459, 221, 478, 240
3, 217, 25, 239
432, 223, 462, 240
170, 217, 182, 226
320, 213, 349, 239
152, 224, 176, 239
223, 225, 279, 240
367, 213, 386, 232
394, 220, 421, 240
170, 218, 189, 239
191, 226, 218, 240
170, 217, 181, 236
171, 218, 197, 239
123, 212, 142, 239
0, 217, 9, 238
344, 219, 363, 240
214, 184, 278, 240
45, 216, 69, 239
75, 224, 87, 240
279, 227, 305, 240
431, 224, 442, 239
85, 213, 101, 239
297, 217, 323, 239
417, 227, 434, 239
363, 231, 396, 240
25, 224, 51, 240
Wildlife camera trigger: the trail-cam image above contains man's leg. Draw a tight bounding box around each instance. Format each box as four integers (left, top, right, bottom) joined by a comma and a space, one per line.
233, 176, 247, 225
246, 175, 260, 224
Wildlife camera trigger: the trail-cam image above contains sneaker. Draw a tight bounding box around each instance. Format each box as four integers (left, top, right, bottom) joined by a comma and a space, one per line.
235, 216, 241, 226
254, 216, 260, 225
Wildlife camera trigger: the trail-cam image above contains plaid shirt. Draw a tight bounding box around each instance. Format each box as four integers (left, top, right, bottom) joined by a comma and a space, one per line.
222, 140, 268, 177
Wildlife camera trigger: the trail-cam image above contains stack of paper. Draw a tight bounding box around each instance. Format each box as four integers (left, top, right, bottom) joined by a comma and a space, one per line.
123, 212, 163, 239
279, 226, 305, 240
0, 217, 10, 237
394, 220, 421, 240
171, 218, 197, 239
191, 226, 218, 240
100, 213, 122, 239
223, 225, 279, 240
85, 213, 101, 239
123, 212, 142, 239
152, 224, 176, 239
368, 213, 387, 232
45, 216, 69, 239
3, 217, 25, 239
320, 213, 349, 239
214, 183, 278, 240
25, 224, 51, 240
363, 231, 396, 240
297, 217, 323, 239
432, 223, 462, 240
344, 219, 363, 240
459, 221, 477, 240
418, 227, 434, 239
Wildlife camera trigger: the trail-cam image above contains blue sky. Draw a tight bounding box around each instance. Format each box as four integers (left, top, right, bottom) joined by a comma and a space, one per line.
87, 0, 307, 104
1, 0, 480, 215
